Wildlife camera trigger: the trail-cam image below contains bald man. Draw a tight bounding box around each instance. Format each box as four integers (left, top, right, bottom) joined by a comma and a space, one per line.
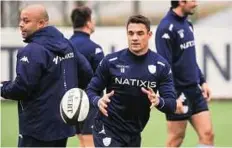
1, 4, 93, 147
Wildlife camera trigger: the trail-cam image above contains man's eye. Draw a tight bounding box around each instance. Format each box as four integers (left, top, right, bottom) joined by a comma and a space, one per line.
138, 32, 144, 35
128, 32, 134, 35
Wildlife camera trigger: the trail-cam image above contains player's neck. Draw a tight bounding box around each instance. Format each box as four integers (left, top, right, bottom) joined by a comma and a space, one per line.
128, 48, 149, 56
73, 27, 91, 35
172, 7, 186, 18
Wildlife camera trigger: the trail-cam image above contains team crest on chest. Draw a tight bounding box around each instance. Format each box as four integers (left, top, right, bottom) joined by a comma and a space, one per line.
103, 137, 111, 146
148, 65, 156, 74
178, 29, 184, 38
116, 64, 129, 73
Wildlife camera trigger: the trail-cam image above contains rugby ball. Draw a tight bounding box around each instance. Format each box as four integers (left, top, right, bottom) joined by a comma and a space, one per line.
60, 88, 89, 125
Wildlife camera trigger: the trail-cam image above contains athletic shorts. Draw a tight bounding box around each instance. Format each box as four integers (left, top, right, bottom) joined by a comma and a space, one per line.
18, 135, 67, 147
76, 106, 98, 135
166, 85, 209, 121
93, 119, 141, 147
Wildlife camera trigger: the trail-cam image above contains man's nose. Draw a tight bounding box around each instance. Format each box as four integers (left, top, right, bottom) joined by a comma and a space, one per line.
19, 21, 23, 28
132, 34, 139, 40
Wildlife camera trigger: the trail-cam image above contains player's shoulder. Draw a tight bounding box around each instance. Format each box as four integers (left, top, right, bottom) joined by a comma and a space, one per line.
150, 51, 170, 67
186, 19, 194, 29
89, 39, 102, 49
17, 43, 47, 64
88, 40, 104, 54
157, 15, 177, 33
103, 49, 126, 62
158, 15, 173, 27
76, 38, 103, 55
187, 19, 193, 25
19, 43, 45, 55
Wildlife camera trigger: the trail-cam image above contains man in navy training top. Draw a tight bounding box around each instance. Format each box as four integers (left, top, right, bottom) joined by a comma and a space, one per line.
0, 4, 93, 147
155, 0, 214, 147
86, 15, 185, 147
69, 6, 104, 147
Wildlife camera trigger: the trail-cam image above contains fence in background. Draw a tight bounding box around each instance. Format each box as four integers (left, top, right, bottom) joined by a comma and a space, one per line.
1, 27, 231, 99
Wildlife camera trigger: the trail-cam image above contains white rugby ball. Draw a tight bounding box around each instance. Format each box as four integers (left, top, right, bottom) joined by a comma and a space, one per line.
60, 88, 89, 125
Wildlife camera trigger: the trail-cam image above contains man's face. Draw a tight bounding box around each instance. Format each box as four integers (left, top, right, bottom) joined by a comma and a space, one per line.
180, 0, 198, 15
19, 10, 42, 39
127, 23, 152, 55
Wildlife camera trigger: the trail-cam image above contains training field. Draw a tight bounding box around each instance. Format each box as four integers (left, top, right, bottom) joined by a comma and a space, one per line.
1, 100, 232, 147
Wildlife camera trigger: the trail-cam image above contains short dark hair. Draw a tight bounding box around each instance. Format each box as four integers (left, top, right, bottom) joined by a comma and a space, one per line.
71, 6, 92, 28
171, 0, 180, 8
126, 15, 150, 32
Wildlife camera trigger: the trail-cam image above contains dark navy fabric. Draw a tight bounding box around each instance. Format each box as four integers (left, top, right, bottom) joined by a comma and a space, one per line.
93, 119, 141, 147
75, 106, 97, 134
155, 9, 208, 121
1, 26, 93, 141
155, 9, 206, 88
70, 31, 104, 135
166, 85, 209, 121
87, 49, 177, 135
70, 31, 104, 72
18, 135, 67, 147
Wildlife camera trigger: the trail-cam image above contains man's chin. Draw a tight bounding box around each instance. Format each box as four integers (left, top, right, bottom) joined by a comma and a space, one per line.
21, 33, 27, 39
189, 9, 196, 15
131, 48, 141, 53
22, 36, 27, 39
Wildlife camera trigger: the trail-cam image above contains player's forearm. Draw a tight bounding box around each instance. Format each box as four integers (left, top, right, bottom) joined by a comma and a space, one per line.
86, 86, 102, 108
197, 65, 206, 85
1, 81, 28, 100
157, 77, 176, 113
155, 97, 177, 114
199, 75, 206, 86
199, 74, 206, 85
78, 70, 93, 90
86, 73, 107, 108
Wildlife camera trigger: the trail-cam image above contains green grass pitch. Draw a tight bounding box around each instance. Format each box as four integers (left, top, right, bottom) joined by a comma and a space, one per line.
1, 100, 232, 147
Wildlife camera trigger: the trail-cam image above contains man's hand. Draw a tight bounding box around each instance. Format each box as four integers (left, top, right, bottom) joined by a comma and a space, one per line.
97, 90, 114, 117
141, 87, 159, 109
175, 97, 187, 114
201, 83, 211, 102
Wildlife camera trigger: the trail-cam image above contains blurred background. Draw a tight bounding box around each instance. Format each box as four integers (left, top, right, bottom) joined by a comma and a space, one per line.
1, 1, 232, 147
1, 1, 232, 26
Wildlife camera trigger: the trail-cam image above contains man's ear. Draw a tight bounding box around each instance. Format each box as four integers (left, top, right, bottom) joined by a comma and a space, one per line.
148, 31, 153, 39
86, 20, 91, 29
38, 19, 46, 28
179, 0, 186, 7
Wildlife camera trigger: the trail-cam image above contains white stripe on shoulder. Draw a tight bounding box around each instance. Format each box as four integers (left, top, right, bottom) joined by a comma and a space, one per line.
108, 57, 118, 62
157, 61, 165, 67
169, 24, 173, 31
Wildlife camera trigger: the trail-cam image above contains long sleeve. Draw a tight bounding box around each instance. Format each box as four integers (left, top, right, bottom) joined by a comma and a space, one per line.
197, 64, 206, 85
155, 26, 175, 65
91, 46, 105, 72
187, 22, 206, 85
156, 62, 177, 114
75, 50, 94, 89
86, 57, 110, 107
1, 45, 46, 100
